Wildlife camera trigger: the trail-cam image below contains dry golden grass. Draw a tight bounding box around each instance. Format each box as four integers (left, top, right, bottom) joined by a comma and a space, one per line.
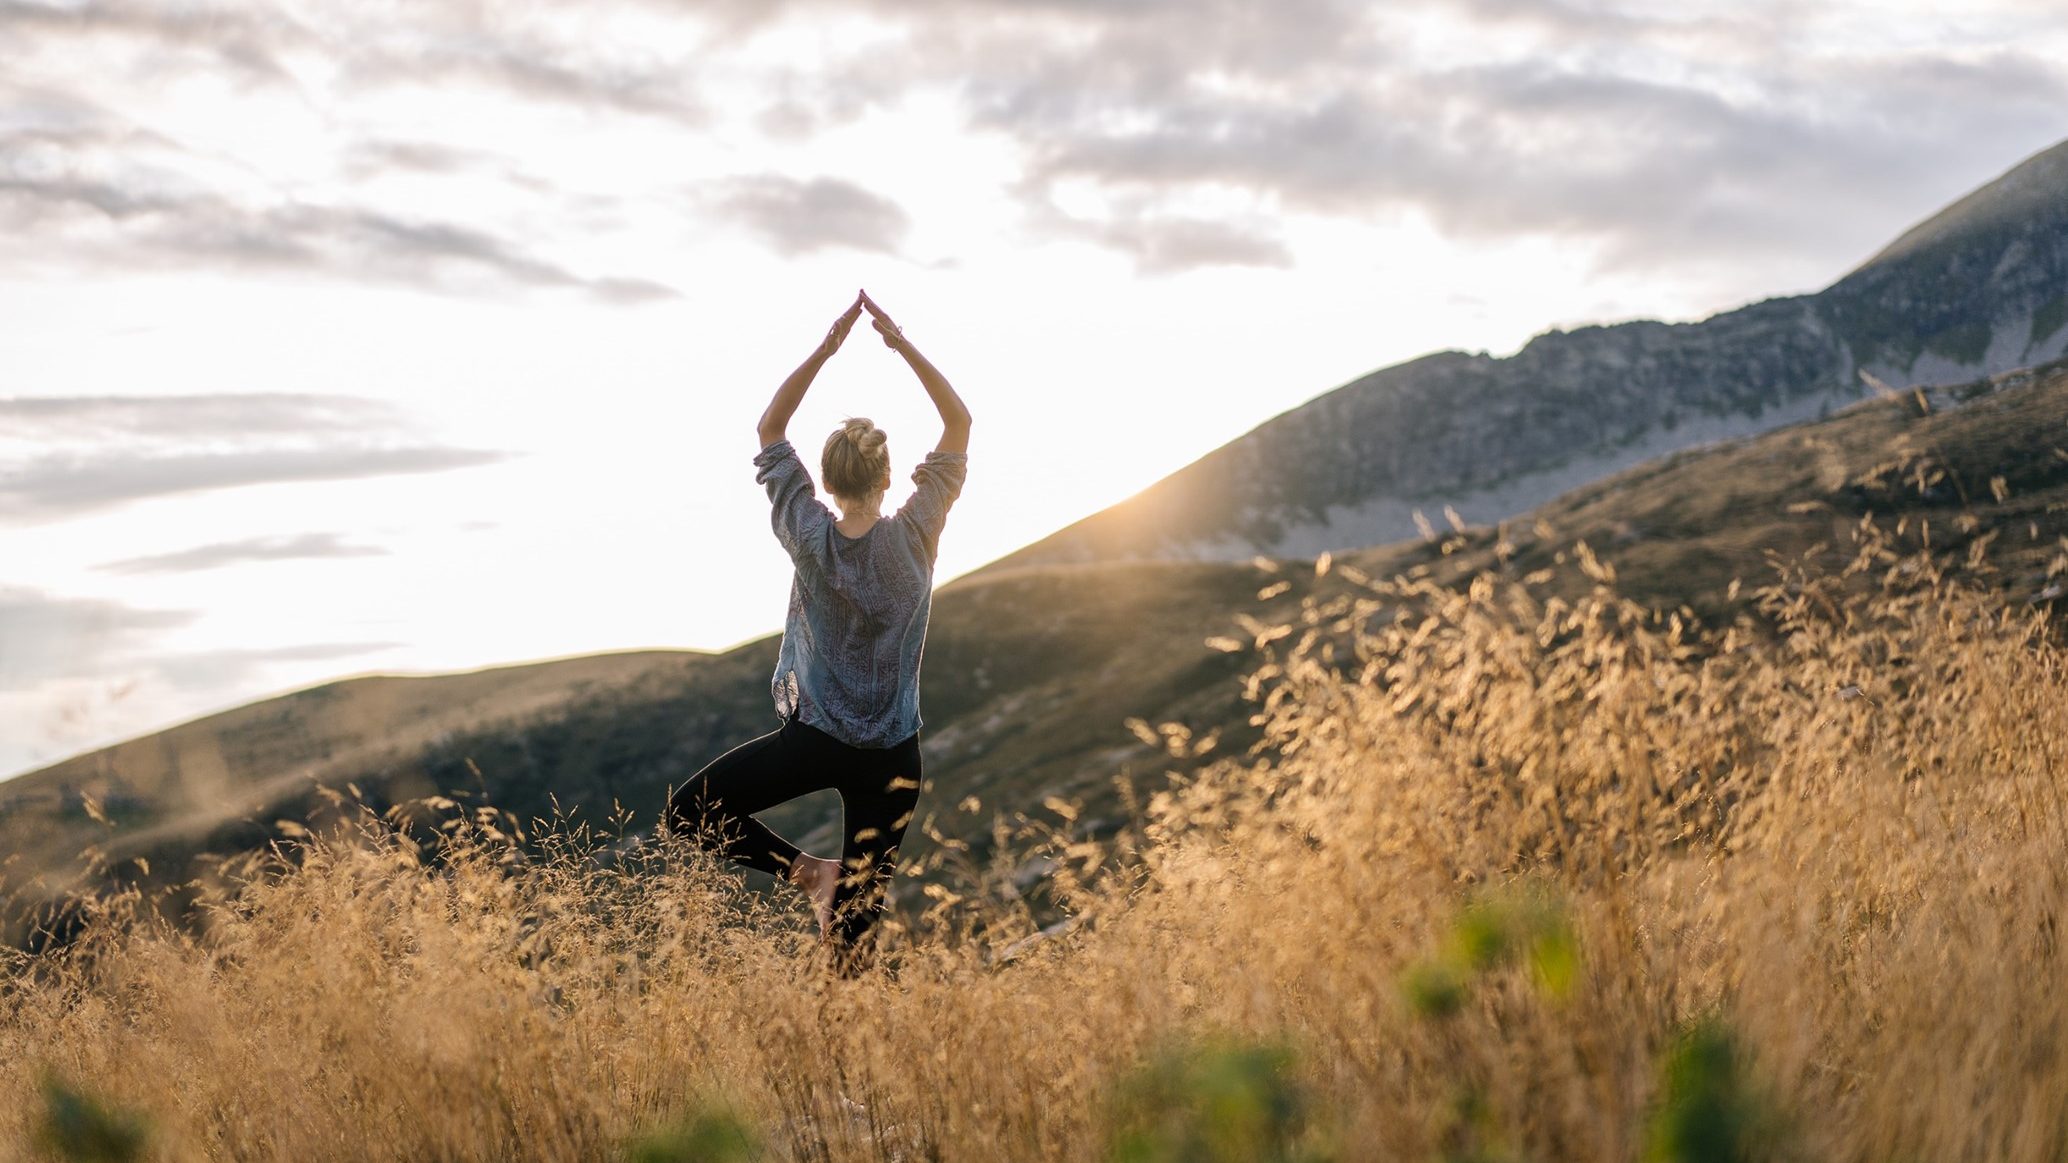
4, 519, 2066, 1162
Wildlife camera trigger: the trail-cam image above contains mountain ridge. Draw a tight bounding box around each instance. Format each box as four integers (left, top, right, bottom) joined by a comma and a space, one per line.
981, 136, 2068, 572
1851, 137, 2068, 274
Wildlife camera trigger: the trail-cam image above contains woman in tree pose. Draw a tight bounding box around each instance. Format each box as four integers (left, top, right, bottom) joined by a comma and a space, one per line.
667, 289, 971, 976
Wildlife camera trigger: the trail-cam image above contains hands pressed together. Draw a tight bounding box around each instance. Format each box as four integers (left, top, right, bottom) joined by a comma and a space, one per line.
818, 289, 912, 360
766, 287, 969, 455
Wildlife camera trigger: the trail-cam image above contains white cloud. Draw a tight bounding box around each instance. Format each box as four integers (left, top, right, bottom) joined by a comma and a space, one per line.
93, 532, 388, 575
8, 0, 2065, 276
702, 174, 912, 256
0, 393, 514, 523
0, 586, 193, 690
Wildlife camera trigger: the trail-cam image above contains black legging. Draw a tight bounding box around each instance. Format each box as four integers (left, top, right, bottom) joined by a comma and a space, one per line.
665, 711, 922, 974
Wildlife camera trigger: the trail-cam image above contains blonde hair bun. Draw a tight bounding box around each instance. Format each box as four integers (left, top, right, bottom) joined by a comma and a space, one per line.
822, 417, 892, 499
843, 417, 888, 456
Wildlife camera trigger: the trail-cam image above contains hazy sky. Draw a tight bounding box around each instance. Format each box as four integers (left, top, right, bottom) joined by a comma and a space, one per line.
5, 0, 2066, 779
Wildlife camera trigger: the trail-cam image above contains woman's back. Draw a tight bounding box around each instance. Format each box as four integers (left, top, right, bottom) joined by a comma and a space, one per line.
754, 438, 969, 748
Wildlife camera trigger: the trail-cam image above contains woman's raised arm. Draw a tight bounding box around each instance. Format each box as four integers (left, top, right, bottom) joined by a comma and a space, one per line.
757, 295, 863, 448
860, 290, 971, 455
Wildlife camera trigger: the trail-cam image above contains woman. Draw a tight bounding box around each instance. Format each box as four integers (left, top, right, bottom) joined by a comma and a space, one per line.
666, 289, 971, 976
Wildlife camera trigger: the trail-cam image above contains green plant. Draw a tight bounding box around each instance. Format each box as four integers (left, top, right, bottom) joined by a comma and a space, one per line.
624, 1102, 761, 1163
1644, 1018, 1783, 1163
1108, 1036, 1328, 1163
33, 1074, 147, 1163
1402, 882, 1580, 1019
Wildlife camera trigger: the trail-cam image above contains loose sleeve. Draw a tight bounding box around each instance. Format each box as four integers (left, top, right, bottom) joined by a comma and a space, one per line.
895, 449, 968, 561
753, 439, 830, 563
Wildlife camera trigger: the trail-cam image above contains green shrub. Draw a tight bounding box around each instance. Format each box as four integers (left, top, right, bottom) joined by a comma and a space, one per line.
33, 1074, 148, 1163
1644, 1017, 1784, 1163
1108, 1036, 1329, 1163
1402, 882, 1579, 1019
624, 1103, 761, 1163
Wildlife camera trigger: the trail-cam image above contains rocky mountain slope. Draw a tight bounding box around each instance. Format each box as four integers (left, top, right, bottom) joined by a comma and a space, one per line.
7, 356, 2064, 946
984, 138, 2068, 570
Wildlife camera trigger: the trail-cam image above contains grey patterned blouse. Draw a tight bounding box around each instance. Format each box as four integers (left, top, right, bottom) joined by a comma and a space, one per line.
752, 438, 969, 749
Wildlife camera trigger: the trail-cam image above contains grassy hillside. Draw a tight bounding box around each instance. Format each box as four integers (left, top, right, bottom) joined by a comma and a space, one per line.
5, 358, 2065, 946
1339, 359, 2068, 619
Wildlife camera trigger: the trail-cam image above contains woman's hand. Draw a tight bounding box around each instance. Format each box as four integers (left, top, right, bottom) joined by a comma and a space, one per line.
817, 296, 865, 359
859, 289, 970, 454
760, 294, 863, 447
858, 289, 912, 354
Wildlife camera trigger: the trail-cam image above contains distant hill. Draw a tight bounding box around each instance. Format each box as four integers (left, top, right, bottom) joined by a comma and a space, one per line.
7, 356, 2064, 945
984, 138, 2068, 571
1340, 360, 2068, 624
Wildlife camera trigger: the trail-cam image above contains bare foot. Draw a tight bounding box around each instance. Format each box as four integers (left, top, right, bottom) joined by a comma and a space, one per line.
787, 854, 840, 938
